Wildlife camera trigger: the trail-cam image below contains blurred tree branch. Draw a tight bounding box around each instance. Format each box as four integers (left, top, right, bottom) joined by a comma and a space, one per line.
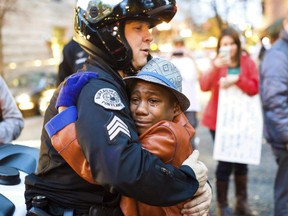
199, 0, 250, 39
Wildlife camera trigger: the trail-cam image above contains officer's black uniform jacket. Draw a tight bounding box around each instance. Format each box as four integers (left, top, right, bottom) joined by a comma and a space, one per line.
25, 58, 199, 211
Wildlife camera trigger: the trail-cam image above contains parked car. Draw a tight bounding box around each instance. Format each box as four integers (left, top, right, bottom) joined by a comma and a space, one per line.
38, 87, 56, 116
8, 71, 57, 116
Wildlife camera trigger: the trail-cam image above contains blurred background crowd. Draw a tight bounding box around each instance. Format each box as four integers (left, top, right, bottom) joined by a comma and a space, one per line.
0, 0, 285, 117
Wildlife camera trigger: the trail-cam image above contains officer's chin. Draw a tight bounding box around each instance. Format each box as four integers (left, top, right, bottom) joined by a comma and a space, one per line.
132, 54, 152, 71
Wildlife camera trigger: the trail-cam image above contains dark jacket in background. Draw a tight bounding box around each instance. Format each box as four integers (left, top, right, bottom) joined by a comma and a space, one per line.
260, 29, 288, 149
57, 39, 88, 85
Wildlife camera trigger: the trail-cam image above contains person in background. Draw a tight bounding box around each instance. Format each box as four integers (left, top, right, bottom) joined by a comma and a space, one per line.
170, 37, 201, 149
25, 0, 212, 215
57, 38, 88, 85
0, 75, 24, 144
259, 14, 288, 216
250, 37, 270, 68
199, 27, 259, 216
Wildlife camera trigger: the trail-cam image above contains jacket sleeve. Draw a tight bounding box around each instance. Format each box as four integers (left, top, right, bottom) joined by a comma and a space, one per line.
199, 62, 221, 92
0, 76, 24, 144
139, 122, 178, 165
140, 113, 194, 167
260, 49, 288, 144
236, 55, 259, 96
76, 80, 199, 206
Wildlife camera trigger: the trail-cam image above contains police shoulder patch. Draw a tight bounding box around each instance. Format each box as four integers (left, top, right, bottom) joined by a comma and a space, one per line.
94, 88, 125, 110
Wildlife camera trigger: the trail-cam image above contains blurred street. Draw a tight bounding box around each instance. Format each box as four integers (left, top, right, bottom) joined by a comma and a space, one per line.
13, 115, 43, 148
14, 115, 277, 216
196, 123, 277, 216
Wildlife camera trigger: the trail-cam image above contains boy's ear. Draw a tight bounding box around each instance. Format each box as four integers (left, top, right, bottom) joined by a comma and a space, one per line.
173, 103, 182, 117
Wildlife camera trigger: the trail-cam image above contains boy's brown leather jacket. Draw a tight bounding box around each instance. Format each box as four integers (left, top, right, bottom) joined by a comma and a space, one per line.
51, 112, 195, 215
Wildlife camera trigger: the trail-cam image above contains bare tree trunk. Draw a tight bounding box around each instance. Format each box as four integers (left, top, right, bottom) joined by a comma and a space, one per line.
0, 0, 18, 77
0, 21, 3, 77
210, 0, 224, 30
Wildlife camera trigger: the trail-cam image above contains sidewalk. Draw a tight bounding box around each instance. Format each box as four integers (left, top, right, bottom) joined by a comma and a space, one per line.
196, 124, 277, 216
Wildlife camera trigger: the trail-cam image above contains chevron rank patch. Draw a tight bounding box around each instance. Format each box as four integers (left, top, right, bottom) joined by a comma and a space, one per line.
94, 88, 125, 110
107, 115, 131, 141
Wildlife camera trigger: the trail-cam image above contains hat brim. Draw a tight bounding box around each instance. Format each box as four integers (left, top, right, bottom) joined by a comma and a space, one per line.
124, 75, 190, 111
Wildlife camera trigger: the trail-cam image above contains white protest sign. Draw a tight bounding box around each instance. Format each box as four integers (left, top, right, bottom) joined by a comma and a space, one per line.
213, 85, 263, 165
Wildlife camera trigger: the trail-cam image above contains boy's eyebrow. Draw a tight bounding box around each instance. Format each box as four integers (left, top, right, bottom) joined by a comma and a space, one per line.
130, 88, 162, 95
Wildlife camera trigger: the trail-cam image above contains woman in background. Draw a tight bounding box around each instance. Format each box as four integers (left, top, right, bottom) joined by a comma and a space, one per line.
199, 27, 259, 216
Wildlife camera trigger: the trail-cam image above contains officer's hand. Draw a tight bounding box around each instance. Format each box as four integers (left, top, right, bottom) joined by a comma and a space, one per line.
182, 150, 208, 189
181, 182, 212, 216
56, 72, 98, 109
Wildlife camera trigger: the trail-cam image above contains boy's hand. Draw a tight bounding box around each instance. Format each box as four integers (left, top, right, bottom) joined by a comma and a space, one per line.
56, 72, 98, 109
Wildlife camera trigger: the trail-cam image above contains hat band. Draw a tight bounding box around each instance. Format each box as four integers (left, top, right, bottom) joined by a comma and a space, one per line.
137, 71, 177, 90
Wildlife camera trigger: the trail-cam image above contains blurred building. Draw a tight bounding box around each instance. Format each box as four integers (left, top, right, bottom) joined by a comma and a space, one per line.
2, 0, 75, 76
2, 0, 287, 78
260, 0, 288, 43
263, 0, 288, 26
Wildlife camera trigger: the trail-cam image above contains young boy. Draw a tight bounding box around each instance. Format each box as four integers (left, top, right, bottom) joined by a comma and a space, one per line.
45, 57, 197, 215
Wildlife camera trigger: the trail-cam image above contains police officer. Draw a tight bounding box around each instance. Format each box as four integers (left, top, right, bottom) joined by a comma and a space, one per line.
25, 1, 211, 215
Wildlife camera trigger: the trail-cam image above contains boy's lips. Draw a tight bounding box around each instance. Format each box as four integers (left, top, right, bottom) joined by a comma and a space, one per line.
134, 120, 151, 127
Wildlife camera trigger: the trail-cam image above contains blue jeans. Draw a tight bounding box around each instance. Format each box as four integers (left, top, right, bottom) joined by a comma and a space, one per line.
272, 147, 288, 216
